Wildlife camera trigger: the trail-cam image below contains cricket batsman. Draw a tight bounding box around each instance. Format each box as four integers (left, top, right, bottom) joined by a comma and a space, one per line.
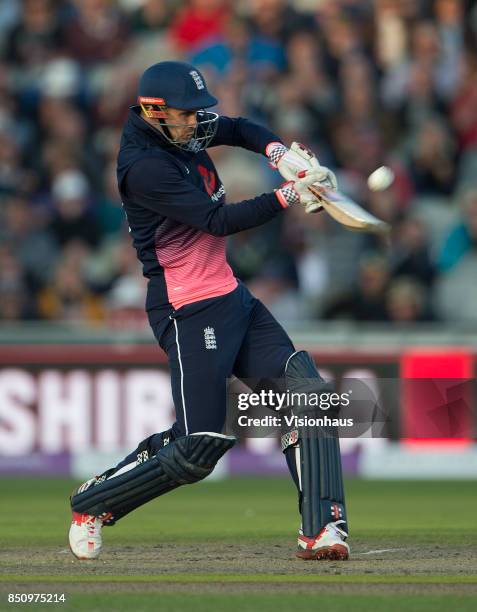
68, 61, 349, 561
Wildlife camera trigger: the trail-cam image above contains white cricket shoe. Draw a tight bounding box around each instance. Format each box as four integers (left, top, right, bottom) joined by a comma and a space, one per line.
69, 512, 103, 560
297, 520, 350, 560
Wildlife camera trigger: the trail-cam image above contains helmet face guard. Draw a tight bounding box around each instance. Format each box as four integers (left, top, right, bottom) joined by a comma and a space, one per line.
138, 96, 218, 152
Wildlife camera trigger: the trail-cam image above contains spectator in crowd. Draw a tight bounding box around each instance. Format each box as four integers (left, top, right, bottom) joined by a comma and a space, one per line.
0, 128, 31, 195
96, 160, 126, 236
408, 116, 458, 197
3, 0, 63, 69
390, 215, 436, 287
1, 195, 58, 292
0, 244, 32, 320
170, 0, 230, 53
103, 234, 147, 328
450, 49, 477, 151
49, 169, 100, 248
434, 187, 477, 323
37, 239, 104, 322
437, 188, 477, 272
386, 276, 434, 323
247, 0, 315, 46
130, 0, 173, 35
63, 0, 130, 66
323, 253, 390, 322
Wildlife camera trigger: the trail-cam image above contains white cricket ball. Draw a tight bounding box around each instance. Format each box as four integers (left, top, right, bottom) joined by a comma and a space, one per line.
367, 166, 395, 191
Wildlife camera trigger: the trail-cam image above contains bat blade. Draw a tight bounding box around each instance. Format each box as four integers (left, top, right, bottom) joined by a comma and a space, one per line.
308, 184, 390, 234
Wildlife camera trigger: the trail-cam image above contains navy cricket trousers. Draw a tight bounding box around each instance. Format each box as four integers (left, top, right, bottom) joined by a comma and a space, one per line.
105, 282, 295, 476
152, 282, 295, 437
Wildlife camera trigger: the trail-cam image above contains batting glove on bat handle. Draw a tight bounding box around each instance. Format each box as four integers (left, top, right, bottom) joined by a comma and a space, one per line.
305, 183, 326, 214
266, 141, 311, 182
295, 163, 337, 191
266, 141, 338, 191
275, 177, 324, 210
294, 169, 333, 214
290, 142, 338, 191
275, 181, 300, 208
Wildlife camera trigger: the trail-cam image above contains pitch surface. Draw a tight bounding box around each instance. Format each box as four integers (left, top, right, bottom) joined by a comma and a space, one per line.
1, 477, 476, 611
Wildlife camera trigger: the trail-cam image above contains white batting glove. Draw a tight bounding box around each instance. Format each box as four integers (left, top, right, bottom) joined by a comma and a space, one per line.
275, 173, 325, 211
266, 142, 310, 180
267, 141, 337, 213
289, 143, 337, 213
266, 141, 337, 187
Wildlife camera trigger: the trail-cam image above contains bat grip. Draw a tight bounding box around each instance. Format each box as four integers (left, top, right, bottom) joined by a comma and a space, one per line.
306, 184, 326, 214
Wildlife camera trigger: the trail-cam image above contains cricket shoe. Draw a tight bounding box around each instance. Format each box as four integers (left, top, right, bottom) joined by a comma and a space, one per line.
69, 476, 106, 560
69, 511, 104, 560
296, 520, 349, 560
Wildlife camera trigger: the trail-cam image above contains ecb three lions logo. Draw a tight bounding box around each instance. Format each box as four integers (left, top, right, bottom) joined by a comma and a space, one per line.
189, 70, 205, 90
204, 327, 217, 350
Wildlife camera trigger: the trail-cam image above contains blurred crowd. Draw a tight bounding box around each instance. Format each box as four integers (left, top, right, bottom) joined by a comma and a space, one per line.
1, 0, 477, 327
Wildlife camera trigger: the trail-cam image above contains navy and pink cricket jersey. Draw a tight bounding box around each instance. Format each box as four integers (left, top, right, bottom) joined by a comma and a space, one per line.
117, 108, 284, 317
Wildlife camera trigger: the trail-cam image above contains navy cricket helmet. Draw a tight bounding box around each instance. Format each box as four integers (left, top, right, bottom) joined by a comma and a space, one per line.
137, 61, 219, 152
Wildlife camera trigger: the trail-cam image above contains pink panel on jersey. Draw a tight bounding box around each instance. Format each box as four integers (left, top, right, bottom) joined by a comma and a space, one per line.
155, 228, 237, 310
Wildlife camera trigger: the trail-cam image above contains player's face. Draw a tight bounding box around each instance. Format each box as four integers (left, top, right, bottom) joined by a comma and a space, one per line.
143, 105, 197, 143
165, 108, 197, 143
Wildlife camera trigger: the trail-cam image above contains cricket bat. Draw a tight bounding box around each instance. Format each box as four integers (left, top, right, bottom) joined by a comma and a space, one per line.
307, 184, 390, 234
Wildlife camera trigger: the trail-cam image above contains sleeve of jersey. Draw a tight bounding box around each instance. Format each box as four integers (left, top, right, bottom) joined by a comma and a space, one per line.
125, 157, 284, 237
209, 116, 283, 155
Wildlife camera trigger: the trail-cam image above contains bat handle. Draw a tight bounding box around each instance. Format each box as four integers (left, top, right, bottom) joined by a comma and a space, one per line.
306, 184, 325, 214
305, 201, 323, 214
